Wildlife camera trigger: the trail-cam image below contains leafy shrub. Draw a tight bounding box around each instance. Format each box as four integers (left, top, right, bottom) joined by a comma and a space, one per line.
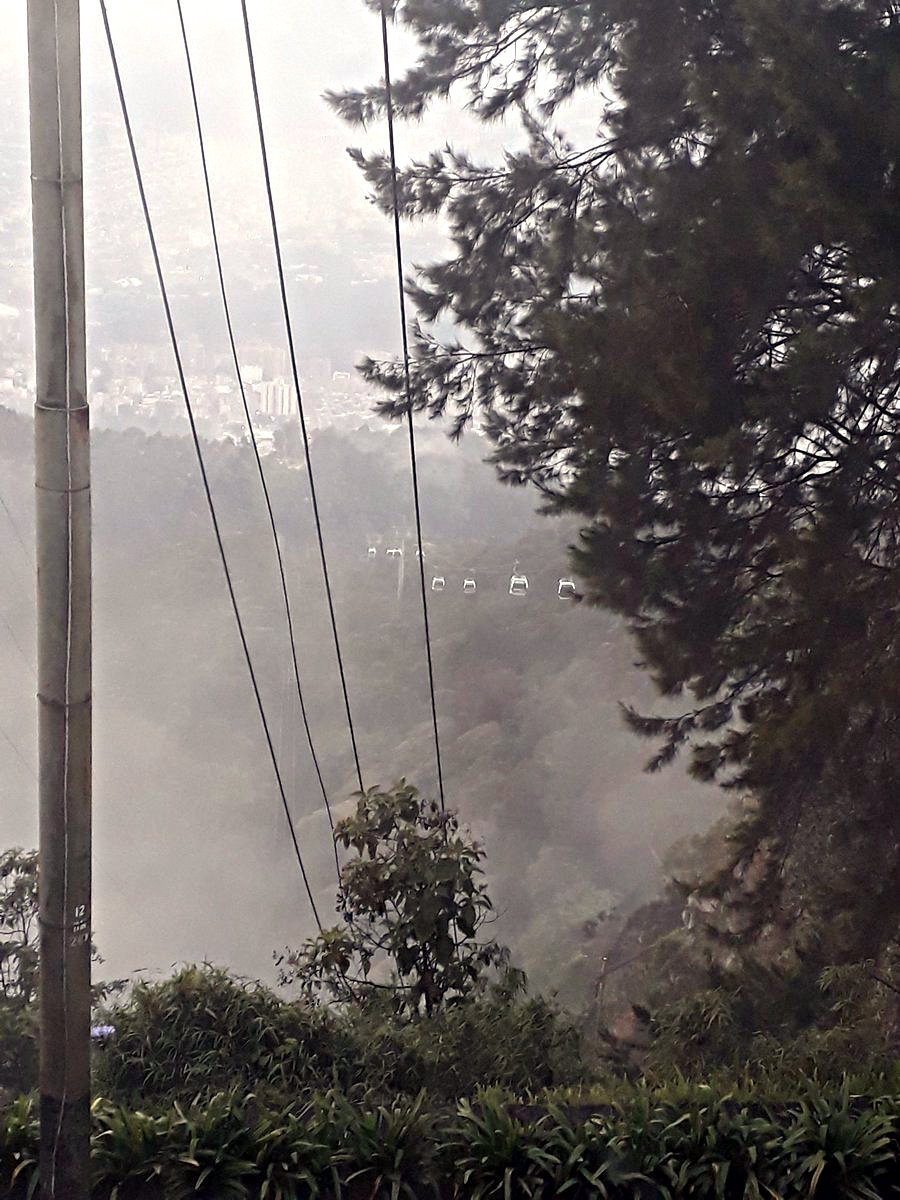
162, 1093, 258, 1200
3, 1081, 900, 1200
282, 783, 514, 1017
780, 1088, 897, 1200
539, 1111, 634, 1199
0, 850, 40, 1099
95, 964, 584, 1108
0, 1004, 37, 1103
91, 1101, 167, 1200
331, 1091, 434, 1199
442, 1096, 558, 1199
94, 966, 351, 1106
644, 960, 900, 1089
0, 1095, 37, 1200
347, 990, 585, 1102
251, 1104, 335, 1200
643, 1099, 780, 1199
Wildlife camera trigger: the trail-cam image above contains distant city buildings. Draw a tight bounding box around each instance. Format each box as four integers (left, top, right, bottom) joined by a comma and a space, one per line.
0, 97, 397, 457
252, 379, 294, 418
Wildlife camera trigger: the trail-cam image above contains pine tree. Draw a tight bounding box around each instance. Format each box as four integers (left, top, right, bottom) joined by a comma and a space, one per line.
333, 0, 900, 953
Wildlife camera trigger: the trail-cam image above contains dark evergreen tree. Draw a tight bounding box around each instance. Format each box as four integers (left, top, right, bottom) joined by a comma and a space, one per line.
333, 0, 900, 955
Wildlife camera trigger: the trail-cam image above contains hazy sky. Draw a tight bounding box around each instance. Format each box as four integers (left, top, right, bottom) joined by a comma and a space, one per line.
1, 1, 515, 278
2, 2, 574, 375
4, 0, 443, 204
0, 1, 495, 974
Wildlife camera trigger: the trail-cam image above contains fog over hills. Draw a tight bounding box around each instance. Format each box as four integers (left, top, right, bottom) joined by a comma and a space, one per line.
0, 407, 720, 1004
0, 3, 720, 1006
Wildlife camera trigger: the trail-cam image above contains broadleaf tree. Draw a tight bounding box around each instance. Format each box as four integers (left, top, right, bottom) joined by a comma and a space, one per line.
279, 783, 516, 1016
0, 849, 38, 1095
332, 0, 900, 957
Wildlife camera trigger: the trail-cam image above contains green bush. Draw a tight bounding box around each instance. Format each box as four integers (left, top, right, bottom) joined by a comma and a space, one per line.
2, 1081, 900, 1199
93, 966, 352, 1107
91, 1101, 167, 1200
443, 1096, 558, 1199
94, 965, 584, 1108
643, 961, 900, 1090
162, 1094, 258, 1200
346, 991, 585, 1102
0, 1004, 37, 1101
0, 1095, 37, 1200
780, 1088, 897, 1200
330, 1091, 434, 1199
251, 1101, 335, 1200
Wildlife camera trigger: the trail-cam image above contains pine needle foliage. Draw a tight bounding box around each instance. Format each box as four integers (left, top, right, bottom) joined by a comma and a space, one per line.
331, 0, 900, 940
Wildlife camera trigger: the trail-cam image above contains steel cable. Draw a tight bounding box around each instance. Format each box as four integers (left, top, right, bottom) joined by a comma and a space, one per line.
175, 0, 340, 877
100, 0, 323, 931
379, 2, 447, 811
240, 0, 364, 797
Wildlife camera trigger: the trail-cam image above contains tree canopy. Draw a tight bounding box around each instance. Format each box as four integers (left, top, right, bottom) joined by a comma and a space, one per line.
334, 0, 900, 949
280, 783, 515, 1015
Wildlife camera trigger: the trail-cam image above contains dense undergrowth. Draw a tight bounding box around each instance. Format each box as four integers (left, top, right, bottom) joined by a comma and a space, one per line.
4, 1084, 900, 1198
86, 963, 900, 1109
4, 823, 899, 1200
89, 965, 586, 1109
0, 965, 892, 1198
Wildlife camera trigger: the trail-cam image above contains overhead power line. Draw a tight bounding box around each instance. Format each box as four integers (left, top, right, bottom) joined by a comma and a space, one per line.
240, 0, 364, 797
379, 3, 447, 812
99, 0, 323, 932
175, 0, 340, 878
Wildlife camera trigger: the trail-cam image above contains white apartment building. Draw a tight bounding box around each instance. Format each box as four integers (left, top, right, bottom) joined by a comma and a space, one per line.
252, 379, 295, 418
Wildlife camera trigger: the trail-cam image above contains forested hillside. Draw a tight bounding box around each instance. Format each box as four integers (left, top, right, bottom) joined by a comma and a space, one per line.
0, 405, 716, 1001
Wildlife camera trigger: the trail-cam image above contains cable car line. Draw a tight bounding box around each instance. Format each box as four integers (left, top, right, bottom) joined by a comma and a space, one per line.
240, 0, 364, 797
380, 2, 447, 812
100, 0, 323, 932
375, 542, 577, 599
175, 1, 340, 878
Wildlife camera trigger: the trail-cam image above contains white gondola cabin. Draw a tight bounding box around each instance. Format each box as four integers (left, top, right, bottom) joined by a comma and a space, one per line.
463, 577, 477, 594
509, 573, 529, 597
557, 578, 576, 599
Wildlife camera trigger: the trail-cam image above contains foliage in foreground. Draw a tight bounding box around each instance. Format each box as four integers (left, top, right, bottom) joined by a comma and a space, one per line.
280, 783, 514, 1017
93, 963, 584, 1109
5, 1083, 900, 1198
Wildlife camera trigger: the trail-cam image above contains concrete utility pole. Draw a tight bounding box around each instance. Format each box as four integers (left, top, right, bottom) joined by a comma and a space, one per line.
27, 2, 92, 1197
